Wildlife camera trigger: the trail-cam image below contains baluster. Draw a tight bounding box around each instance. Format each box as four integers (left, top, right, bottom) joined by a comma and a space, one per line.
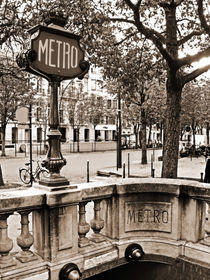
204, 202, 210, 242
90, 199, 105, 242
0, 213, 16, 268
78, 202, 90, 247
16, 210, 38, 262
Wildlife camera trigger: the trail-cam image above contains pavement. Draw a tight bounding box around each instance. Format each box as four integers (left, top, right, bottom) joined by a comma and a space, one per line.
0, 148, 207, 186
97, 155, 207, 182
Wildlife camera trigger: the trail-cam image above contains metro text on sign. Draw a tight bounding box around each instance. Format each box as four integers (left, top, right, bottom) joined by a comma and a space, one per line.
38, 39, 78, 69
32, 30, 84, 77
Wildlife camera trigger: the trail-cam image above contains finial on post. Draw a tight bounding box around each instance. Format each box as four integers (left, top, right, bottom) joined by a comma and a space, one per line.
44, 11, 68, 27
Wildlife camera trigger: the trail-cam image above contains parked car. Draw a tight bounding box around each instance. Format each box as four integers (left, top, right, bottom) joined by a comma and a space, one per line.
199, 145, 210, 157
179, 147, 189, 157
188, 145, 202, 157
179, 144, 202, 158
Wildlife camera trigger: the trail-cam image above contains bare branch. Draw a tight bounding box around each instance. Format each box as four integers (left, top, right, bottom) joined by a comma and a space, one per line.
182, 64, 210, 85
177, 30, 203, 46
124, 0, 136, 10
197, 0, 210, 35
111, 17, 166, 44
136, 0, 142, 9
109, 17, 135, 25
114, 31, 138, 46
161, 0, 184, 7
122, 0, 174, 66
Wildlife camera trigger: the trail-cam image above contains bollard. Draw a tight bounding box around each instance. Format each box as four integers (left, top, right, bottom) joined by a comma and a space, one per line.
153, 147, 155, 161
151, 154, 154, 174
122, 162, 125, 178
128, 153, 130, 178
87, 160, 90, 183
0, 164, 4, 186
15, 142, 17, 157
151, 168, 155, 178
201, 172, 204, 182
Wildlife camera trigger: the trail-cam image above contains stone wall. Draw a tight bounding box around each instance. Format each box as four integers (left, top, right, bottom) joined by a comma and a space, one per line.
1, 178, 210, 279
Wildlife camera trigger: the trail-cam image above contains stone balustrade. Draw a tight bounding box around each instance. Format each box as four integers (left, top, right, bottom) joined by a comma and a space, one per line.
1, 178, 210, 279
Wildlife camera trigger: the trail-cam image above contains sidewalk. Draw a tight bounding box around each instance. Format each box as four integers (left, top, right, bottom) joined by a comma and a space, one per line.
97, 156, 207, 182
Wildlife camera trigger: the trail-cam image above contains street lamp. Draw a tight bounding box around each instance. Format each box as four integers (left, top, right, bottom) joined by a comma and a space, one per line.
16, 12, 89, 188
117, 89, 122, 169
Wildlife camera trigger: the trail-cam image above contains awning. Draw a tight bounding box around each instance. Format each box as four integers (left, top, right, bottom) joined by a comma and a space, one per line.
95, 125, 116, 131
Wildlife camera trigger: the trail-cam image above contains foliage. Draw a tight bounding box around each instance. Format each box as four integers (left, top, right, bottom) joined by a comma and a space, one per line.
0, 67, 35, 156
180, 79, 210, 144
1, 0, 210, 176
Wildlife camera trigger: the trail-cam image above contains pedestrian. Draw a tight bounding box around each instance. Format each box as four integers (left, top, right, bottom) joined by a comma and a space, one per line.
204, 156, 210, 183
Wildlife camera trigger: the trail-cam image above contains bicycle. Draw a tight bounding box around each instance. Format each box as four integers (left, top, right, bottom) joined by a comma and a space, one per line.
19, 158, 49, 184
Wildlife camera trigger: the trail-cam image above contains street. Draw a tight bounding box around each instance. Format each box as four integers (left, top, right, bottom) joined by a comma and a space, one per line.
0, 148, 162, 185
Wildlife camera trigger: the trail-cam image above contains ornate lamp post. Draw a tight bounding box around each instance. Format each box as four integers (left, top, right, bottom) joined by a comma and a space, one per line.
16, 13, 89, 188
117, 89, 122, 169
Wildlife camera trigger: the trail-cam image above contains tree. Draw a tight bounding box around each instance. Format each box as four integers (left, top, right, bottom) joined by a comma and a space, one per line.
88, 94, 107, 131
180, 82, 204, 149
199, 80, 210, 146
76, 0, 210, 178
0, 70, 34, 156
105, 42, 166, 164
2, 0, 210, 177
64, 84, 87, 151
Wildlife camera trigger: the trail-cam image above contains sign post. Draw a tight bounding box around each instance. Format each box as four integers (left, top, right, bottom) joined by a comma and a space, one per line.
16, 13, 89, 188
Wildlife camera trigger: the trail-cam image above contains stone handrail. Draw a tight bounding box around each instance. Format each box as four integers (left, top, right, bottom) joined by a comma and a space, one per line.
1, 178, 210, 279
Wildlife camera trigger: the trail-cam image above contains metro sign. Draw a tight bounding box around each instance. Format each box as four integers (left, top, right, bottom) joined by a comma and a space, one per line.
28, 25, 86, 79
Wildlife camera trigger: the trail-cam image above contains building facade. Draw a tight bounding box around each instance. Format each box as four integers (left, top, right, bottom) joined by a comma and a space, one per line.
0, 65, 164, 152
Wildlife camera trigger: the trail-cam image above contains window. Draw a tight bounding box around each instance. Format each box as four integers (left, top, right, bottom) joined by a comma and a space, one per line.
105, 131, 109, 141
73, 128, 79, 142
25, 129, 30, 143
37, 106, 41, 121
84, 129, 89, 142
107, 100, 111, 109
37, 127, 42, 143
12, 127, 18, 143
110, 116, 115, 125
59, 109, 64, 123
113, 100, 117, 109
59, 127, 66, 142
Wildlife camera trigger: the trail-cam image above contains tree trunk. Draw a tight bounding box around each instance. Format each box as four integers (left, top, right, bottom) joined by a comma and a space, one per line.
160, 122, 163, 143
77, 127, 80, 152
1, 124, 6, 157
141, 108, 147, 164
134, 124, 139, 149
192, 121, 196, 147
161, 77, 182, 178
206, 122, 209, 145
147, 123, 152, 145
161, 3, 183, 178
139, 131, 142, 148
0, 164, 4, 186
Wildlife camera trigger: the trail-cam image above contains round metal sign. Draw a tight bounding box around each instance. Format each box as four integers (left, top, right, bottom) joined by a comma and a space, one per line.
28, 25, 86, 80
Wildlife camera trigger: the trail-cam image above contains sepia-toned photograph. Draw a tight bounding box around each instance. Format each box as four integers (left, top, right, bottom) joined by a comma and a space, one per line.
0, 1, 210, 279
